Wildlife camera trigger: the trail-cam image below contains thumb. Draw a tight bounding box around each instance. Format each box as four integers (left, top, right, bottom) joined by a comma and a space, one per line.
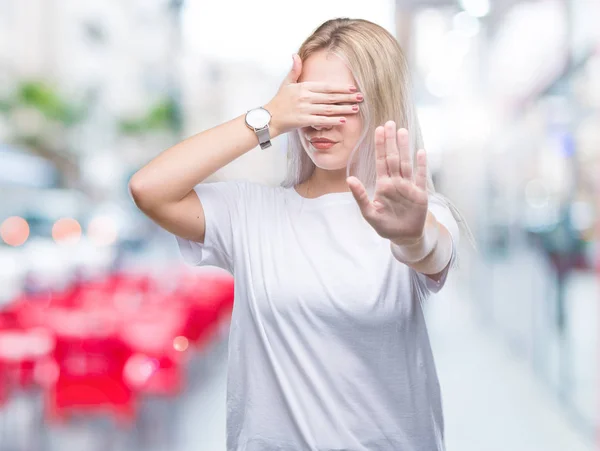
347, 177, 373, 217
284, 54, 302, 84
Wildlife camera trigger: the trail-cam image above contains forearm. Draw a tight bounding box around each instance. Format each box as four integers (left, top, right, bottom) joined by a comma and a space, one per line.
390, 212, 454, 277
129, 113, 278, 210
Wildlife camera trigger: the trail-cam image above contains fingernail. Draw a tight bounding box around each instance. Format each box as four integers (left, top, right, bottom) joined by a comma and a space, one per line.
356, 93, 364, 101
349, 85, 357, 92
340, 118, 346, 123
352, 104, 359, 111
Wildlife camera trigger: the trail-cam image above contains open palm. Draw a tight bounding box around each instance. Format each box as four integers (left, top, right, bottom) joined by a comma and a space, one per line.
347, 121, 429, 245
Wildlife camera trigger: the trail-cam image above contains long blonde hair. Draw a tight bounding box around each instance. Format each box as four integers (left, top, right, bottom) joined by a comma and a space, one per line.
281, 18, 475, 296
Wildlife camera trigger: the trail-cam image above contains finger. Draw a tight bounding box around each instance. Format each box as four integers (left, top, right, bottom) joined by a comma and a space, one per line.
347, 177, 374, 217
310, 92, 364, 105
309, 103, 359, 116
304, 81, 358, 94
374, 126, 388, 179
414, 149, 428, 191
284, 54, 303, 84
397, 128, 412, 180
384, 121, 400, 177
307, 115, 347, 127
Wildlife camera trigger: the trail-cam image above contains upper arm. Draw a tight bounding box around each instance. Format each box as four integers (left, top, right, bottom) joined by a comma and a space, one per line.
135, 188, 208, 244
132, 180, 245, 271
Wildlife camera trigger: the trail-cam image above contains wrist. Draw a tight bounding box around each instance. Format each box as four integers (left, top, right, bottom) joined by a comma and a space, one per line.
390, 211, 436, 247
394, 223, 453, 275
263, 103, 281, 138
390, 214, 439, 264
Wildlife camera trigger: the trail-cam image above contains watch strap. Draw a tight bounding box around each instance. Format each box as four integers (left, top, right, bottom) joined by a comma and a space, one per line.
256, 125, 272, 149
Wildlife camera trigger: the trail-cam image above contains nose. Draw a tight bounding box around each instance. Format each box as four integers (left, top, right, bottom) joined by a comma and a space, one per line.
311, 123, 333, 131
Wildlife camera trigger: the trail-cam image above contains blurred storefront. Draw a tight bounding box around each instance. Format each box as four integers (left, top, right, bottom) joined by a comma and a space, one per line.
484, 0, 599, 436
398, 0, 599, 437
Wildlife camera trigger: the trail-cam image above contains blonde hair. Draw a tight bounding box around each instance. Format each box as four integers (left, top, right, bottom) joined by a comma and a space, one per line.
281, 18, 476, 298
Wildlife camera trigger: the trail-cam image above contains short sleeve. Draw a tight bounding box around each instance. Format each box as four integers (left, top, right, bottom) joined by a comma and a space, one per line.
412, 194, 460, 297
175, 181, 244, 273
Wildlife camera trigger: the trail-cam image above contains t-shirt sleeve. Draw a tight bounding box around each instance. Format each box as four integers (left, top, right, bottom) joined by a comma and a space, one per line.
413, 194, 461, 296
175, 180, 244, 273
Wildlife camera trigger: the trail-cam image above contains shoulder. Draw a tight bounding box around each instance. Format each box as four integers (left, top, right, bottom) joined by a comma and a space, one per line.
224, 181, 290, 226
236, 180, 286, 198
195, 179, 277, 194
200, 179, 288, 205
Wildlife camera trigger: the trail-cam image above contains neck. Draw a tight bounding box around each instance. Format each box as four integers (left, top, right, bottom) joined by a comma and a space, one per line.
300, 167, 350, 198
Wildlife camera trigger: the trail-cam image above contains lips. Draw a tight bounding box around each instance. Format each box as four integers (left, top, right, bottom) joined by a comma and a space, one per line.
309, 140, 337, 151
310, 138, 337, 144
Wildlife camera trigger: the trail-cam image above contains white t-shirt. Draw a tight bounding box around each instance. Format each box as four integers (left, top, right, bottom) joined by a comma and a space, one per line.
176, 180, 459, 451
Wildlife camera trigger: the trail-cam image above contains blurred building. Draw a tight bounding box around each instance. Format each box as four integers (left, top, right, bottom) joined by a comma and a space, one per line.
0, 0, 185, 195
396, 0, 600, 438
2, 0, 181, 115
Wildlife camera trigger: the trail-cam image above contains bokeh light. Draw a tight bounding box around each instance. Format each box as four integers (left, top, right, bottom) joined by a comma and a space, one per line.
0, 216, 30, 246
87, 215, 118, 246
173, 336, 189, 352
124, 354, 159, 386
52, 218, 82, 244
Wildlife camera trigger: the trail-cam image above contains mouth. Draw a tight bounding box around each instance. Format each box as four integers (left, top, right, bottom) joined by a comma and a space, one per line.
309, 138, 337, 144
309, 139, 338, 151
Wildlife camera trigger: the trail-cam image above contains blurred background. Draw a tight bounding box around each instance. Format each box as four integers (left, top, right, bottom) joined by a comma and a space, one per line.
0, 0, 598, 450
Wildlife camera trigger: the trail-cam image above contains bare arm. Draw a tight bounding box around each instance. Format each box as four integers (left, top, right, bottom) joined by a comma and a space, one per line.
411, 215, 454, 282
390, 211, 455, 281
128, 54, 362, 245
129, 114, 271, 243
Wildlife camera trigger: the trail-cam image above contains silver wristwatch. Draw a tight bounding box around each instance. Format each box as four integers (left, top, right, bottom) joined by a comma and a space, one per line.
245, 106, 272, 149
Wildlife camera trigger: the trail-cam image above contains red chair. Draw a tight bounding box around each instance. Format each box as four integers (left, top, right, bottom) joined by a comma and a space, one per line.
120, 305, 188, 397
0, 326, 56, 451
178, 271, 234, 348
43, 308, 136, 426
0, 327, 55, 390
0, 362, 8, 406
119, 303, 190, 450
124, 352, 186, 397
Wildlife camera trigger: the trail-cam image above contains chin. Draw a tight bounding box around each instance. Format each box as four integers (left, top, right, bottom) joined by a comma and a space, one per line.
309, 153, 349, 171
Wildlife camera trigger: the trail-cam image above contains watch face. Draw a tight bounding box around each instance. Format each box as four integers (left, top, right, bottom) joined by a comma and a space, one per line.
246, 107, 271, 129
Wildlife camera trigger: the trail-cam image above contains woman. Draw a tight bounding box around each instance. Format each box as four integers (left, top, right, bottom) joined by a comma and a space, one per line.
130, 17, 466, 451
